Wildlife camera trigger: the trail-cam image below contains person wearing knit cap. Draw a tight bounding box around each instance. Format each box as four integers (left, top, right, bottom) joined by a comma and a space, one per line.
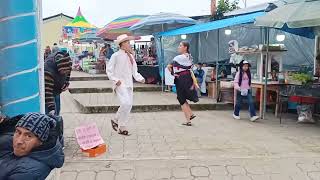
44, 50, 72, 115
0, 113, 64, 180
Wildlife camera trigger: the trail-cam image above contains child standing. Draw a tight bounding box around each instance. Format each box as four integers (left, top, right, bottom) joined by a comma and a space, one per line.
233, 60, 259, 122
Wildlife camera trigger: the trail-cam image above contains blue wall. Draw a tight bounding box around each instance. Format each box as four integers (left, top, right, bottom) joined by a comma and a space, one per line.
0, 0, 41, 117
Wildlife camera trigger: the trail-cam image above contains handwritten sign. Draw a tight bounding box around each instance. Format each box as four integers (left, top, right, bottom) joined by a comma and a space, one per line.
75, 123, 104, 150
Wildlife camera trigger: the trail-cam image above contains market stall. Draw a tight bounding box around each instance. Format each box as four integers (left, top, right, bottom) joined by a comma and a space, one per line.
159, 12, 266, 99
129, 12, 197, 91
235, 45, 287, 117
63, 7, 97, 40
62, 7, 102, 74
134, 39, 160, 84
255, 0, 320, 120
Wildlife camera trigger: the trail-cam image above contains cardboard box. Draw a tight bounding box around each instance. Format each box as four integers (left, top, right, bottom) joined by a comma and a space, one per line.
81, 144, 107, 157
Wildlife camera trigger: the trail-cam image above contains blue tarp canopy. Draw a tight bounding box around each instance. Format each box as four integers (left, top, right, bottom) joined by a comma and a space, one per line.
158, 12, 266, 37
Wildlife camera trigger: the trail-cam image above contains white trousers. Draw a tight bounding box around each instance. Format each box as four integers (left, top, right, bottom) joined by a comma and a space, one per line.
114, 86, 133, 128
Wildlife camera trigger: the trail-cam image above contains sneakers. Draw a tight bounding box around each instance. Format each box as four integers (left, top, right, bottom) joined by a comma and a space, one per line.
250, 116, 260, 122
233, 114, 240, 120
233, 114, 259, 122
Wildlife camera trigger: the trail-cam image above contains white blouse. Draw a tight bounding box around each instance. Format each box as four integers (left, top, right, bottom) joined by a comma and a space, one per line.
106, 49, 144, 89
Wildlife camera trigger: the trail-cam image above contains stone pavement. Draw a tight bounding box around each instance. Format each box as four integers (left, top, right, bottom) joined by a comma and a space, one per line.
59, 90, 320, 180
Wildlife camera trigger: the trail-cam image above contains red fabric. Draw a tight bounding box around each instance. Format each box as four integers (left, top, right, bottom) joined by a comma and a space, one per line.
289, 96, 318, 104
125, 52, 135, 65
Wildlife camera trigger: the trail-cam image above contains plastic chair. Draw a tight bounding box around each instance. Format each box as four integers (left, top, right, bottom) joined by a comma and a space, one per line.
278, 84, 295, 124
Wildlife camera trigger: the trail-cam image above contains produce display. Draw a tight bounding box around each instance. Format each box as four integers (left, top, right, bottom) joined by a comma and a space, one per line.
290, 73, 313, 85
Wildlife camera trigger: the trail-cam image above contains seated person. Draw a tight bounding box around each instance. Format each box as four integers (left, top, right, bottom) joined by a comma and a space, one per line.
0, 113, 64, 180
194, 63, 205, 96
219, 69, 228, 79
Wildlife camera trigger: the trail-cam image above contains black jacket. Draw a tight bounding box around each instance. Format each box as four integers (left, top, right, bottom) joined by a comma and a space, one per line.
0, 115, 64, 180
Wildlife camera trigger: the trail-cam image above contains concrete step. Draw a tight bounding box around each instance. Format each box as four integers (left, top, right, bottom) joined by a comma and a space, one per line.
69, 76, 108, 81
69, 81, 161, 93
71, 92, 232, 114
70, 71, 108, 81
69, 86, 162, 93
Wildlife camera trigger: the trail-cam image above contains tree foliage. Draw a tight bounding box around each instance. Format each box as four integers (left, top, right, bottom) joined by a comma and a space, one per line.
214, 0, 240, 20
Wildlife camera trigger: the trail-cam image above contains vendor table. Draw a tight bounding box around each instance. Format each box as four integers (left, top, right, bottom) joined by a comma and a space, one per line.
137, 65, 160, 84
252, 83, 320, 118
251, 81, 283, 118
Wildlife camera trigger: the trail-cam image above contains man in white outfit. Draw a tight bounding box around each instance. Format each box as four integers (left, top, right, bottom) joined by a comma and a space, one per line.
106, 34, 145, 136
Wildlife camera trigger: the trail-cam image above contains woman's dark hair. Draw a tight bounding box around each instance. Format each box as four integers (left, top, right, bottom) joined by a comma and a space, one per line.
181, 41, 190, 53
238, 64, 251, 87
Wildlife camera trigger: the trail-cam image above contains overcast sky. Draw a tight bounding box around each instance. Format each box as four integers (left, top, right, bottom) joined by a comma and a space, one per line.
42, 0, 272, 28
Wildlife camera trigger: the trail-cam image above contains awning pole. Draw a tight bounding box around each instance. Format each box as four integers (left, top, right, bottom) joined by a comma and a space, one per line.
263, 27, 270, 119
198, 33, 201, 63
161, 24, 165, 92
37, 0, 45, 113
216, 29, 220, 102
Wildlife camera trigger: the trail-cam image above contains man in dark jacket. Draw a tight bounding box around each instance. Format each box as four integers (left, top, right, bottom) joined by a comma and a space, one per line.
44, 51, 72, 115
0, 113, 64, 180
106, 44, 114, 60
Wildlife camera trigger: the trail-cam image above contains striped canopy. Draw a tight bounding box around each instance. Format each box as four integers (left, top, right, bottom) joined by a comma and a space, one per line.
97, 15, 148, 40
78, 32, 102, 43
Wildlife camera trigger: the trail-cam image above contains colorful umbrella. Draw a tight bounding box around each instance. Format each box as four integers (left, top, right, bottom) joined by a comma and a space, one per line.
129, 12, 197, 35
97, 15, 148, 40
129, 12, 197, 91
78, 32, 102, 43
65, 7, 96, 29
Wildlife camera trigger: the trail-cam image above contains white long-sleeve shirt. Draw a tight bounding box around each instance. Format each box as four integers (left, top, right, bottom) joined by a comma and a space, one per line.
106, 49, 144, 89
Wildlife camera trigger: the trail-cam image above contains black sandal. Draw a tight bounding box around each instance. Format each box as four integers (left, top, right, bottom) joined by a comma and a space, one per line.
111, 120, 118, 132
182, 122, 192, 126
118, 129, 129, 136
190, 114, 196, 121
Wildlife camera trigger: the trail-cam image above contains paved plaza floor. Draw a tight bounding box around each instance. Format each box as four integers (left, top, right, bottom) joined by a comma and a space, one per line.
59, 89, 320, 180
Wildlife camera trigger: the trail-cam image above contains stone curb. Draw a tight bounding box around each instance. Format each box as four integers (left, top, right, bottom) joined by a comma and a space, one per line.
73, 99, 233, 114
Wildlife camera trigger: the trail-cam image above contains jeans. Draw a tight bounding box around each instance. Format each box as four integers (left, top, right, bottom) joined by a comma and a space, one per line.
45, 94, 61, 116
54, 95, 61, 116
234, 90, 256, 117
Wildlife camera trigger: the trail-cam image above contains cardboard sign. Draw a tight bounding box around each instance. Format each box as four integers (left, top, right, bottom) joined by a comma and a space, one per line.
75, 123, 104, 150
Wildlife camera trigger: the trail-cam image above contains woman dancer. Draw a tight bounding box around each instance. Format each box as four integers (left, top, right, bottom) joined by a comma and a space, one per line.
168, 41, 199, 126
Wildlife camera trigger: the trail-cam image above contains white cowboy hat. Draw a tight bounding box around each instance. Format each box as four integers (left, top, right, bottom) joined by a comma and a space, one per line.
114, 34, 136, 45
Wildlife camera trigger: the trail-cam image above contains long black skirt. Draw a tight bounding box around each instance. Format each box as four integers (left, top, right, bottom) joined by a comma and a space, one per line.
175, 74, 199, 105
